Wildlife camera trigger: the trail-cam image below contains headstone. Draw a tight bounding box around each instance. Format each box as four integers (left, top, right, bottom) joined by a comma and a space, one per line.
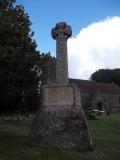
29, 22, 93, 150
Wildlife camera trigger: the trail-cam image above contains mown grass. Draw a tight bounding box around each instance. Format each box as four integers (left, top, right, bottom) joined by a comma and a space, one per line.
0, 114, 120, 160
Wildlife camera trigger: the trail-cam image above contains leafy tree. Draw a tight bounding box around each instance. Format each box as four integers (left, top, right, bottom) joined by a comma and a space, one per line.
24, 52, 53, 113
0, 0, 53, 113
90, 69, 120, 87
0, 0, 16, 10
39, 52, 53, 85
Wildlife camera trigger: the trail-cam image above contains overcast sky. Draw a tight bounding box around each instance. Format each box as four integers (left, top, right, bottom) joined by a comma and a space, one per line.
17, 0, 120, 79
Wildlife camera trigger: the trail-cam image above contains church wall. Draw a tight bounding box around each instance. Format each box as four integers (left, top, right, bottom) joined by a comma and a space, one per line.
106, 95, 120, 112
81, 93, 120, 113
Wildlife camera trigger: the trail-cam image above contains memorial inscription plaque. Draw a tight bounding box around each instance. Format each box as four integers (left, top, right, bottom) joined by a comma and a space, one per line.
43, 86, 74, 106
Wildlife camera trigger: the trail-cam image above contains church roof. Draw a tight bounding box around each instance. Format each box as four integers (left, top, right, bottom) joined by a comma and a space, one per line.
69, 79, 120, 95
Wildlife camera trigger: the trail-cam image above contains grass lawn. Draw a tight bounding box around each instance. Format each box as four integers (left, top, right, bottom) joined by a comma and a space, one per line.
0, 114, 120, 160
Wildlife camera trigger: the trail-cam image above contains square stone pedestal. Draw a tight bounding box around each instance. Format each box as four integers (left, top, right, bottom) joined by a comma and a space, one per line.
30, 84, 93, 150
43, 84, 80, 108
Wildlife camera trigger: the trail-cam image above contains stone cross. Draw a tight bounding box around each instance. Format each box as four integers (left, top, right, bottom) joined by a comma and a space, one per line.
51, 22, 72, 85
30, 22, 93, 150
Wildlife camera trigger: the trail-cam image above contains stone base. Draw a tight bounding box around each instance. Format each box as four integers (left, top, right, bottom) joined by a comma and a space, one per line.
29, 84, 93, 150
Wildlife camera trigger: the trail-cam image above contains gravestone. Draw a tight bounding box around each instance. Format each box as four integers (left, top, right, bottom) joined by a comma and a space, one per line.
29, 22, 93, 150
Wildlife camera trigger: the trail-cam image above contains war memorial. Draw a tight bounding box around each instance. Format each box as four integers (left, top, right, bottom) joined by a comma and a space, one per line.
30, 22, 93, 150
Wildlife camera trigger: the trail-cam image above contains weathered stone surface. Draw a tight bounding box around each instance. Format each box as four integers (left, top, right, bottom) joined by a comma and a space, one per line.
29, 22, 93, 150
30, 109, 93, 149
51, 22, 72, 85
51, 22, 72, 40
29, 84, 93, 150
43, 86, 74, 106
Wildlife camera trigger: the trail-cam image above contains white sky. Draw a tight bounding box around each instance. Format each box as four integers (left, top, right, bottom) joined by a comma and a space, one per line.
68, 16, 120, 80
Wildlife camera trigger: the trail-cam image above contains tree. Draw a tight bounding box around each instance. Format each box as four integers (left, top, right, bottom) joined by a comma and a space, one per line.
0, 0, 16, 10
24, 52, 53, 113
0, 0, 54, 114
0, 0, 44, 113
39, 52, 53, 85
90, 69, 120, 87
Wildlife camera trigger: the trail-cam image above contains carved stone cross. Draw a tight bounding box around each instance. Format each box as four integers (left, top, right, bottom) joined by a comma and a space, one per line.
51, 22, 72, 85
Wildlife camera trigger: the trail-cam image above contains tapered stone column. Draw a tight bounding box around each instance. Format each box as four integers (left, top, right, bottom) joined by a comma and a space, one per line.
51, 22, 72, 85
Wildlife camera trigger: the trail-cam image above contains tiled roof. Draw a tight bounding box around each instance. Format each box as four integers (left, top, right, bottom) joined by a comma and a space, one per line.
69, 78, 120, 95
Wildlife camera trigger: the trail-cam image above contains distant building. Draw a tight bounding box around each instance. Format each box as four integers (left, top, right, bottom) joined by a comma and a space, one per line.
69, 79, 120, 113
47, 57, 120, 114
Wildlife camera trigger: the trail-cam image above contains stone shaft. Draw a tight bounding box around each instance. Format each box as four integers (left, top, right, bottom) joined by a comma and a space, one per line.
56, 39, 68, 84
51, 22, 72, 85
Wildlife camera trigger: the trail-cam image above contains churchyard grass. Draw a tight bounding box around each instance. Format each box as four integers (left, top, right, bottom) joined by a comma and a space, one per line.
0, 114, 120, 160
